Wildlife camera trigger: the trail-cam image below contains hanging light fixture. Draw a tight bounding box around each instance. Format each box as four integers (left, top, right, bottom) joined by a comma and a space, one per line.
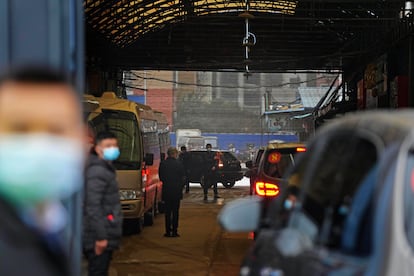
239, 0, 256, 77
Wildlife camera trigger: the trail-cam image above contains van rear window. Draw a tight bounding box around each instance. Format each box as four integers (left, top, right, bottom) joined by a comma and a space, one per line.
263, 149, 297, 178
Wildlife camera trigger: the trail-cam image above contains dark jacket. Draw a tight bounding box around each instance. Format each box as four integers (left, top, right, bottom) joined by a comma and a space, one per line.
159, 157, 185, 201
0, 198, 69, 276
83, 154, 122, 251
204, 150, 218, 177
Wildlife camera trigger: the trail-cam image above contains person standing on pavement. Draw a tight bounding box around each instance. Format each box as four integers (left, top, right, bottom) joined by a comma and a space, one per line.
159, 147, 185, 237
203, 143, 220, 201
83, 131, 123, 276
179, 145, 191, 193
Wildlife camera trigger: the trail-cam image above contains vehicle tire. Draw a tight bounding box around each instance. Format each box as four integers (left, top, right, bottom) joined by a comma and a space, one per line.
222, 181, 235, 188
144, 204, 155, 226
123, 218, 143, 235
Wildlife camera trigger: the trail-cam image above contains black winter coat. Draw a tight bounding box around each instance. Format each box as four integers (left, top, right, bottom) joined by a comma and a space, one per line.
204, 150, 218, 176
83, 154, 122, 251
0, 198, 69, 276
159, 157, 185, 202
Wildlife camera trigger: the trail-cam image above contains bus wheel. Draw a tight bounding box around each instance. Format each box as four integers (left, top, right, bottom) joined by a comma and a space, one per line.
123, 218, 143, 235
144, 204, 155, 226
222, 181, 235, 188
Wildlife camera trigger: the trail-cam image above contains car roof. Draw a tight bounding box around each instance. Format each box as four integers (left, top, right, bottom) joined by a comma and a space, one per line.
291, 110, 414, 207
315, 109, 414, 147
189, 149, 231, 153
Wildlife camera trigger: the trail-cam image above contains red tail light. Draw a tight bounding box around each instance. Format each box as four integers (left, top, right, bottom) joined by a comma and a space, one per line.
255, 181, 280, 197
141, 168, 149, 176
142, 168, 149, 183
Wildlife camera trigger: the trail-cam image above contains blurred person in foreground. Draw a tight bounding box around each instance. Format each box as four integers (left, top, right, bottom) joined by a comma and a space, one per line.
179, 145, 191, 193
0, 67, 85, 275
83, 131, 122, 276
159, 147, 185, 237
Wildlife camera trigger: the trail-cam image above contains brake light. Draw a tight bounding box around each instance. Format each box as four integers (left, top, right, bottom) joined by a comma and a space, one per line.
255, 181, 280, 197
296, 147, 306, 152
141, 168, 149, 176
142, 168, 149, 182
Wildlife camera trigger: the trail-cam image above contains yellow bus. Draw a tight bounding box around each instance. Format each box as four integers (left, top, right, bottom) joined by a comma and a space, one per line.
85, 92, 166, 234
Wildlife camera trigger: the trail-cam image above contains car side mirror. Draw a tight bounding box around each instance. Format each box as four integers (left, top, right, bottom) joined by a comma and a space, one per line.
145, 153, 154, 166
245, 160, 253, 169
218, 196, 262, 232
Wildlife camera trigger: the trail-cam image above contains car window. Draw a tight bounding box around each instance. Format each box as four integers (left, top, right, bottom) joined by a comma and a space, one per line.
404, 152, 414, 250
286, 134, 378, 248
222, 151, 237, 161
263, 149, 297, 178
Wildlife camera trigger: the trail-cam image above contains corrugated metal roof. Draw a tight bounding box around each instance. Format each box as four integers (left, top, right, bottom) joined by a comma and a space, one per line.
85, 0, 409, 72
298, 87, 329, 108
84, 0, 297, 47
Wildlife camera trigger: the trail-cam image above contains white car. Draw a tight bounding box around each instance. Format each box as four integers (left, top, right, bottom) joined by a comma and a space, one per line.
219, 110, 414, 276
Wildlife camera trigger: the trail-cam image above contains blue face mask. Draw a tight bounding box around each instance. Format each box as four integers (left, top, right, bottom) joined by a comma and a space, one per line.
284, 199, 293, 210
0, 134, 84, 207
338, 205, 349, 216
103, 147, 120, 161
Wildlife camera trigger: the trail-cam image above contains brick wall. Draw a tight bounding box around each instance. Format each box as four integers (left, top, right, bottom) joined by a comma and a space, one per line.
146, 89, 174, 128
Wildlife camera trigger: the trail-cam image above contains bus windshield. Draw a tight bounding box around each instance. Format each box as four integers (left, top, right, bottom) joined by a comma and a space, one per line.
90, 109, 142, 170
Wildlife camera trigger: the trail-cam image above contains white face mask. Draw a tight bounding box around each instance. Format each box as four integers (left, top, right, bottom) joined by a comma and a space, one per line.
0, 134, 84, 207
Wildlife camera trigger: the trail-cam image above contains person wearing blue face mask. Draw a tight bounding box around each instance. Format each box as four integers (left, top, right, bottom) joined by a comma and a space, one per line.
0, 67, 85, 276
83, 131, 122, 276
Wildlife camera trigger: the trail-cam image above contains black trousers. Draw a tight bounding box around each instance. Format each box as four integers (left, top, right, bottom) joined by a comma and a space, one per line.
184, 175, 190, 192
203, 174, 218, 196
164, 199, 180, 234
85, 249, 113, 276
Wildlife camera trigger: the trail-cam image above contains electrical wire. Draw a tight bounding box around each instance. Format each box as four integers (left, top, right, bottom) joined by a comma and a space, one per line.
125, 71, 339, 90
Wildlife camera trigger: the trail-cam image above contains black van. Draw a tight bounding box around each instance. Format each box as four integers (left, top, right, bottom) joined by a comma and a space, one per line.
187, 150, 244, 188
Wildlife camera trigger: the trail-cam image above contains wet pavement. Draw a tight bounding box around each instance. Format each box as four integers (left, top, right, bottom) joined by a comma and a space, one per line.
109, 183, 252, 276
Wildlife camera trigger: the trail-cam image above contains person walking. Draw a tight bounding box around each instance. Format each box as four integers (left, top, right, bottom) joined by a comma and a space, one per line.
159, 147, 185, 237
83, 131, 123, 276
203, 143, 220, 201
179, 145, 191, 193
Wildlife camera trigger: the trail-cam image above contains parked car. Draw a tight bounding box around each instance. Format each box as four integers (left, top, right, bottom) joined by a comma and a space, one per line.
218, 110, 414, 276
187, 150, 244, 188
